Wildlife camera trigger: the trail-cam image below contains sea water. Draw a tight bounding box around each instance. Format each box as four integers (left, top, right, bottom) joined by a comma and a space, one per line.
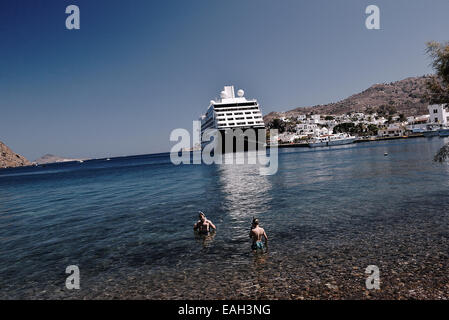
1, 137, 449, 299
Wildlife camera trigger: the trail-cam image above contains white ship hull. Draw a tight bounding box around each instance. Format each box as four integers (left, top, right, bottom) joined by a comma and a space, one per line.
200, 127, 266, 153
327, 137, 355, 146
308, 134, 355, 147
308, 141, 327, 147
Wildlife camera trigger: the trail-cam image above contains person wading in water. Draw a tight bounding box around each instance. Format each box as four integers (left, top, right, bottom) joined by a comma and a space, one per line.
249, 218, 268, 251
193, 211, 216, 234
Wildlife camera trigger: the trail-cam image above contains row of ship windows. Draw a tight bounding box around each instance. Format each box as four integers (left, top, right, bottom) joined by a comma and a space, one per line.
213, 106, 260, 112
217, 111, 260, 116
216, 116, 262, 121
217, 120, 264, 126
202, 118, 263, 129
213, 102, 257, 108
216, 116, 262, 119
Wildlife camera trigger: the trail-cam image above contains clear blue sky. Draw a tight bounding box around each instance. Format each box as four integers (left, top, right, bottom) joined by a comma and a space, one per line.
1, 0, 448, 160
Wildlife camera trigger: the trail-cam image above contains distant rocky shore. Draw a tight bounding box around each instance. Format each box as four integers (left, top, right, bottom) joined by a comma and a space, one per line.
0, 141, 31, 169
0, 142, 83, 169
34, 154, 82, 165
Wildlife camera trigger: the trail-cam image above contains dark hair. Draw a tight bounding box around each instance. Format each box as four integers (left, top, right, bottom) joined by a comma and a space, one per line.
199, 212, 205, 218
252, 218, 259, 226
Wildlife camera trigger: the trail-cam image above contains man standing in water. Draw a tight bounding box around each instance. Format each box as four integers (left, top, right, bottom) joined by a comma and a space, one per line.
194, 211, 216, 234
249, 218, 268, 251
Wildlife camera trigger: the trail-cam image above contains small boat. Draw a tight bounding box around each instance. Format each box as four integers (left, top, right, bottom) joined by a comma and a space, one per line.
308, 133, 356, 147
328, 133, 356, 146
308, 136, 328, 147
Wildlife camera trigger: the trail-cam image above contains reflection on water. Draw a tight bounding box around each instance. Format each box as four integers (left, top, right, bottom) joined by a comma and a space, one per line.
217, 153, 273, 223
194, 230, 216, 249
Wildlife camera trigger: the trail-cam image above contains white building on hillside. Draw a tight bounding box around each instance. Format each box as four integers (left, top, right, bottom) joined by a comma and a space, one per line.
296, 123, 317, 135
309, 114, 321, 124
428, 104, 449, 125
278, 132, 299, 143
378, 125, 404, 137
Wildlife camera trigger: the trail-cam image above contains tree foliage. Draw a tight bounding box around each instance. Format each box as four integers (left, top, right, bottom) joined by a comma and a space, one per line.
426, 41, 449, 104
427, 41, 449, 162
376, 105, 397, 117
434, 144, 449, 163
268, 118, 286, 133
333, 123, 378, 136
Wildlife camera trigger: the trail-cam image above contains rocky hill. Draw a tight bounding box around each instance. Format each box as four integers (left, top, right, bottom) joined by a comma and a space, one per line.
264, 75, 434, 122
0, 141, 31, 169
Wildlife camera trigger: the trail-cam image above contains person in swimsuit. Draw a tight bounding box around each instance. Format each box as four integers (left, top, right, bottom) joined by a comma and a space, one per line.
249, 218, 268, 251
193, 211, 216, 234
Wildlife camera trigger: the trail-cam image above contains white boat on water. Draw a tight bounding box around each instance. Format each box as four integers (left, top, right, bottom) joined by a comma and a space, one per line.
308, 133, 356, 147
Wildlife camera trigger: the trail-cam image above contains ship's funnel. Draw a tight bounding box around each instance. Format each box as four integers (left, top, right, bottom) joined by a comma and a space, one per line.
223, 86, 235, 99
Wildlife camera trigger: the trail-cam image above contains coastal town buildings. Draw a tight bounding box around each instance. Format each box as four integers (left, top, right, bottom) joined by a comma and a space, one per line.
271, 103, 448, 143
378, 125, 405, 138
406, 115, 431, 132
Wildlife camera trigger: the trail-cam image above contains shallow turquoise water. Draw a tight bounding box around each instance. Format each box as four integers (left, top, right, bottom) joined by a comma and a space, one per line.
1, 137, 449, 299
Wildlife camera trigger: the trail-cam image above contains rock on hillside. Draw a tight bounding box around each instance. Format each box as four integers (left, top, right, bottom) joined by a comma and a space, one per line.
264, 75, 434, 122
0, 141, 31, 169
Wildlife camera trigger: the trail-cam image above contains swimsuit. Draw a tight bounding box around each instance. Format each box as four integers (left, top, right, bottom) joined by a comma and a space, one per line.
252, 240, 264, 250
197, 221, 209, 234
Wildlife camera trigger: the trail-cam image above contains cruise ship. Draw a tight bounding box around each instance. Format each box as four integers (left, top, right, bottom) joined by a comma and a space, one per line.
200, 86, 266, 153
308, 133, 356, 147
